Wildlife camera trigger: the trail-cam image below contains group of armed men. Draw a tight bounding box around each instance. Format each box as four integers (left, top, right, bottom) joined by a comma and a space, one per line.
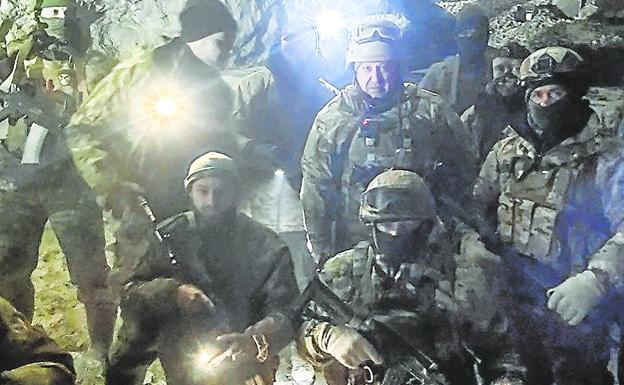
3, 0, 624, 384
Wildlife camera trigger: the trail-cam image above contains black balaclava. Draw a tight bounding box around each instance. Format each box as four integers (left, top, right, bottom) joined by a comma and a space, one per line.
455, 5, 489, 65
371, 219, 434, 271
525, 75, 592, 152
179, 0, 237, 43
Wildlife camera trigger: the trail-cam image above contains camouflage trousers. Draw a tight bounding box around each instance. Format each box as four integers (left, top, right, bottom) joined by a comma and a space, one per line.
0, 161, 114, 354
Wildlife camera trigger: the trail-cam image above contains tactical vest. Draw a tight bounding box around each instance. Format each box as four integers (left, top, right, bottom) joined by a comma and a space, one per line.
495, 125, 610, 268
336, 91, 440, 246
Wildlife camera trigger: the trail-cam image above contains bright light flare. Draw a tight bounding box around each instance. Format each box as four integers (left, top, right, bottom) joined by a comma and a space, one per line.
130, 78, 194, 140
274, 168, 285, 177
195, 344, 221, 370
154, 97, 178, 118
315, 9, 344, 40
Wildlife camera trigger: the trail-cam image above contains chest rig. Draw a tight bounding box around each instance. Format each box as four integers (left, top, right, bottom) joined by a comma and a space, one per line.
351, 246, 441, 314
497, 135, 603, 266
342, 100, 433, 211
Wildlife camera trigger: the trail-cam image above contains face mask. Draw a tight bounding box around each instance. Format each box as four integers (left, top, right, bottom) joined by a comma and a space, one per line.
372, 220, 432, 268
456, 37, 487, 60
41, 18, 66, 41
527, 96, 587, 149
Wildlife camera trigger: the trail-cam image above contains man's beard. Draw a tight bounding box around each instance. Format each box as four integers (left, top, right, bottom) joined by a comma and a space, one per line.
492, 74, 522, 98
194, 206, 236, 230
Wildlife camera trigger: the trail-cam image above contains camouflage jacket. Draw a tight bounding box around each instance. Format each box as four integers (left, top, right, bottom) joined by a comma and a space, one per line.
300, 83, 476, 258
419, 55, 488, 114
65, 38, 244, 217
298, 224, 464, 370
118, 210, 299, 336
0, 297, 75, 385
472, 112, 624, 288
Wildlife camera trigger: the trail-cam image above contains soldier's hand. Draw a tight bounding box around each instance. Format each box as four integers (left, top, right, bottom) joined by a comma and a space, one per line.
547, 270, 605, 326
214, 332, 258, 364
320, 325, 383, 369
176, 284, 215, 315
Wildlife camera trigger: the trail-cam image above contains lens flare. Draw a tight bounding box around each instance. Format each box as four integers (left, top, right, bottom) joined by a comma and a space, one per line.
315, 9, 344, 40
154, 97, 178, 118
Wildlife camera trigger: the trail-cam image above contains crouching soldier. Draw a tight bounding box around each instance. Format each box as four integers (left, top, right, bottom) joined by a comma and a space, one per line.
106, 152, 299, 385
296, 170, 476, 385
0, 296, 75, 385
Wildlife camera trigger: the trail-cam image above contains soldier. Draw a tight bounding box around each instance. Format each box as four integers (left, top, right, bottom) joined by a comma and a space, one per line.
0, 296, 75, 385
462, 47, 624, 384
300, 19, 475, 265
461, 42, 531, 164
0, 1, 114, 360
297, 170, 476, 385
385, 0, 457, 73
65, 0, 242, 220
106, 152, 299, 385
419, 5, 490, 114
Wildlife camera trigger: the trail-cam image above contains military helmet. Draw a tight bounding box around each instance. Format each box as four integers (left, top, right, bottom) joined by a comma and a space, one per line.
520, 47, 584, 84
346, 19, 402, 64
359, 170, 436, 223
184, 152, 240, 192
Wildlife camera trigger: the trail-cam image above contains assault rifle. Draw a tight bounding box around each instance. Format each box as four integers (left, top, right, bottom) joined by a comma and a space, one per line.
436, 194, 617, 330
436, 195, 565, 301
288, 277, 447, 385
0, 82, 70, 130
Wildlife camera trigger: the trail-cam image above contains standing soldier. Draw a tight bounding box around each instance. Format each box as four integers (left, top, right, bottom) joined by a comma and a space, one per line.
297, 170, 476, 385
462, 47, 624, 384
419, 5, 490, 114
461, 42, 530, 164
0, 296, 76, 385
0, 0, 114, 361
107, 152, 299, 385
300, 19, 475, 265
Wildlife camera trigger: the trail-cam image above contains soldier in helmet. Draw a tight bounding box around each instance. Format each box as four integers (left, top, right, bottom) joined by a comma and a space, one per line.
106, 152, 299, 385
297, 169, 476, 385
460, 46, 624, 384
300, 19, 476, 266
461, 42, 531, 164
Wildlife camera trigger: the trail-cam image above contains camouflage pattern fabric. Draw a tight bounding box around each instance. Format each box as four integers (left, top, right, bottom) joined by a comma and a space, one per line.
300, 82, 476, 260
